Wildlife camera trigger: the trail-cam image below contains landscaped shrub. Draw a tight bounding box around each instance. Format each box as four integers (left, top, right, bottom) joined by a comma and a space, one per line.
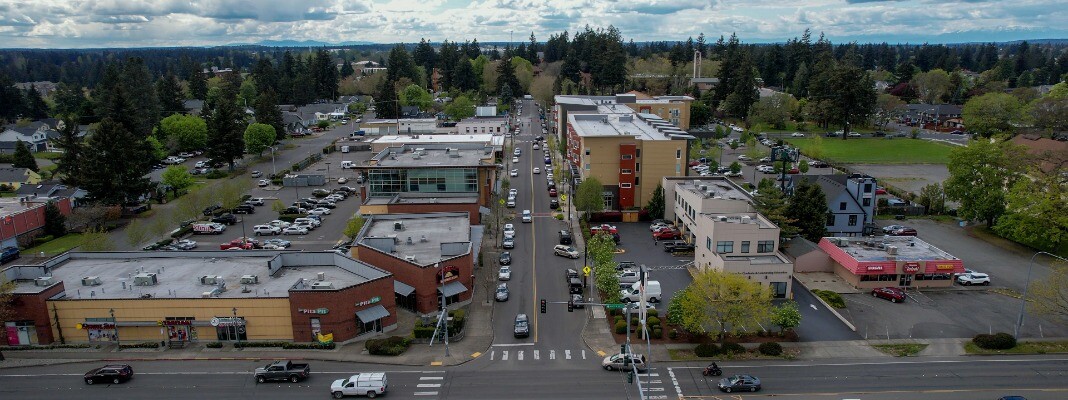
235, 341, 288, 348
0, 344, 91, 351
365, 336, 411, 356
283, 342, 335, 350
758, 342, 783, 356
668, 329, 679, 340
973, 333, 1016, 350
615, 320, 628, 334
721, 342, 747, 355
119, 342, 160, 349
646, 316, 661, 327
652, 328, 662, 339
206, 342, 223, 348
694, 343, 720, 357
413, 326, 436, 339
812, 289, 846, 308
204, 170, 228, 179
646, 309, 658, 318
171, 225, 193, 238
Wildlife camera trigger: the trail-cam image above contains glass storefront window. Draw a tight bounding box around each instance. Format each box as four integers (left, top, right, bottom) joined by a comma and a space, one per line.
368, 168, 479, 197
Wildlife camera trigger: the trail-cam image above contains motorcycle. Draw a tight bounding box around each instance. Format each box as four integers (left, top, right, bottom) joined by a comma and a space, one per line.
702, 363, 722, 377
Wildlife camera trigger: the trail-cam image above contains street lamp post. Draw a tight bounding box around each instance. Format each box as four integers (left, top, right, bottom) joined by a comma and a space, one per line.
325, 162, 331, 180
232, 307, 240, 345
1015, 251, 1068, 338
109, 308, 118, 344
269, 146, 277, 177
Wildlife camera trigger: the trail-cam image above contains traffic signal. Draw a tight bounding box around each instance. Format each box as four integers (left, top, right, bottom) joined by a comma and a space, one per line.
567, 300, 574, 312
627, 371, 635, 383
540, 299, 547, 314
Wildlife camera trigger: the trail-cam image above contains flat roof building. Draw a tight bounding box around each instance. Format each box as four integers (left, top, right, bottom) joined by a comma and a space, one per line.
2, 251, 397, 346
805, 236, 965, 289
357, 144, 499, 207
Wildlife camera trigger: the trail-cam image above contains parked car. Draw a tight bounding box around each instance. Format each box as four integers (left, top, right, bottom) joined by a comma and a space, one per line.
495, 283, 510, 302
246, 197, 265, 206
337, 177, 348, 184
254, 360, 310, 384
791, 132, 805, 137
308, 208, 331, 215
498, 265, 512, 280
521, 209, 532, 223
871, 287, 906, 303
590, 224, 618, 235
202, 204, 223, 216
264, 238, 291, 248
882, 225, 908, 234
212, 213, 238, 225
231, 204, 256, 214
510, 169, 519, 177
258, 179, 270, 187
554, 245, 580, 259
0, 246, 20, 264
283, 226, 309, 235
549, 199, 559, 209
219, 238, 256, 250
250, 170, 263, 178
559, 230, 573, 245
513, 314, 530, 338
503, 238, 515, 249
652, 228, 680, 240
957, 272, 991, 286
890, 227, 918, 236
549, 188, 558, 197
173, 239, 197, 250
499, 251, 512, 266
84, 364, 134, 385
718, 374, 761, 393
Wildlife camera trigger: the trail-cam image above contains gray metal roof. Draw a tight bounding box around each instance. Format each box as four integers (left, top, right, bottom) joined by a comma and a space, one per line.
355, 304, 390, 322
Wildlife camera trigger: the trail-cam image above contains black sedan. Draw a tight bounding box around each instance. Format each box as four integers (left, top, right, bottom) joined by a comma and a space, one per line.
718, 374, 761, 393
499, 251, 512, 265
85, 364, 134, 385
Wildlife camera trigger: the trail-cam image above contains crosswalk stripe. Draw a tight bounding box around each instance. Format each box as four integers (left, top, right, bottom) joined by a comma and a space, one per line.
420, 376, 444, 380
502, 350, 509, 361
518, 350, 524, 361
490, 350, 495, 361
414, 392, 439, 396
549, 350, 556, 360
533, 350, 540, 360
649, 380, 662, 384
645, 387, 666, 392
581, 350, 586, 359
565, 350, 571, 360
417, 383, 442, 388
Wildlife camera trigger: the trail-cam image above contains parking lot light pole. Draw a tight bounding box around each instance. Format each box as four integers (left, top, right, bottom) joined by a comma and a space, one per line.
1015, 251, 1068, 338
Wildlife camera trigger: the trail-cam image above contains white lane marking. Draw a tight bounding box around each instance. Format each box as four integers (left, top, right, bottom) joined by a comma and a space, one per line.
565, 350, 572, 360
490, 350, 496, 361
417, 383, 442, 388
518, 350, 524, 361
420, 376, 444, 380
502, 350, 509, 361
0, 370, 444, 377
666, 358, 1068, 369
649, 380, 662, 384
645, 387, 666, 391
549, 350, 556, 360
534, 350, 540, 360
492, 343, 536, 347
582, 350, 587, 360
668, 367, 683, 399
637, 373, 659, 377
647, 396, 669, 399
414, 392, 439, 396
810, 304, 818, 310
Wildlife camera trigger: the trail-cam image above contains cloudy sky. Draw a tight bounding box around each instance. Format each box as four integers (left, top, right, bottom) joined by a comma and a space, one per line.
0, 0, 1065, 48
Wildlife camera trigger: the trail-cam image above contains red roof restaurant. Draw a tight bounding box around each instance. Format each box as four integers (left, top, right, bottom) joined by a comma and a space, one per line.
817, 236, 964, 289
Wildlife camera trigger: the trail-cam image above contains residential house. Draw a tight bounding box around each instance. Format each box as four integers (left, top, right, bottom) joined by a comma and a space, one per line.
787, 174, 879, 237
283, 113, 311, 136
0, 167, 42, 190
354, 61, 386, 74
0, 121, 61, 153
16, 181, 89, 207
901, 104, 964, 131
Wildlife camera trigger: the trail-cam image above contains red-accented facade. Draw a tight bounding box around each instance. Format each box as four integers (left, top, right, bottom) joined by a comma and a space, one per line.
288, 275, 396, 343
618, 143, 637, 209
354, 247, 474, 315
817, 238, 964, 288
3, 282, 65, 345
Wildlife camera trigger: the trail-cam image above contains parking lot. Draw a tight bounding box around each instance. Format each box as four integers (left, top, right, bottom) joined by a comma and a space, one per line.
185, 146, 374, 252
610, 222, 697, 308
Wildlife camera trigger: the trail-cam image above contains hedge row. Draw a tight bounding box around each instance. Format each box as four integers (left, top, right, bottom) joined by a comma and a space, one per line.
120, 342, 160, 349
811, 289, 846, 308
0, 344, 91, 351
234, 341, 335, 349
973, 333, 1016, 350
366, 336, 411, 356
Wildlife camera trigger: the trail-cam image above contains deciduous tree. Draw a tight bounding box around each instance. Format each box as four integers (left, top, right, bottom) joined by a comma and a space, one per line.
993, 167, 1068, 252
963, 93, 1025, 137
444, 95, 475, 121
771, 302, 801, 334
161, 166, 194, 198
589, 232, 621, 303
677, 268, 773, 338
575, 177, 605, 219
158, 114, 208, 152
1028, 263, 1068, 326
243, 123, 275, 156
911, 69, 951, 104
943, 139, 1023, 227
399, 84, 432, 110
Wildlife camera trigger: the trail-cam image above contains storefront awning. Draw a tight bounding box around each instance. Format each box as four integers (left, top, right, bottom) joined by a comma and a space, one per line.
394, 280, 416, 297
439, 281, 468, 297
355, 305, 390, 322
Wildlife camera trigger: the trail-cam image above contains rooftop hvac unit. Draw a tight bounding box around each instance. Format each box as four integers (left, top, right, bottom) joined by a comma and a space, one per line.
420, 235, 428, 242
699, 185, 708, 191
35, 277, 55, 287
836, 238, 850, 247
405, 255, 417, 262
886, 245, 899, 255
741, 216, 752, 224
406, 236, 413, 245
718, 216, 728, 222
81, 276, 102, 286
240, 275, 259, 284
201, 288, 222, 298
394, 221, 404, 231
133, 273, 158, 286
311, 281, 333, 290
317, 272, 326, 281
199, 275, 222, 285
202, 291, 214, 298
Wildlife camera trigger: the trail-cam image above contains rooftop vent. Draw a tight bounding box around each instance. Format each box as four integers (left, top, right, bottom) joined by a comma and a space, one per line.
420, 235, 428, 242
133, 273, 158, 286
311, 281, 334, 290
406, 236, 413, 245
35, 277, 55, 287
405, 255, 417, 262
81, 276, 102, 286
886, 245, 899, 255
317, 272, 326, 281
240, 275, 259, 284
199, 275, 222, 285
741, 216, 752, 224
394, 221, 404, 231
835, 238, 850, 247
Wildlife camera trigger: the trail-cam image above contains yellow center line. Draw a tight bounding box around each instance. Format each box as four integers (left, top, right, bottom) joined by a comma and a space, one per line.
528, 119, 539, 344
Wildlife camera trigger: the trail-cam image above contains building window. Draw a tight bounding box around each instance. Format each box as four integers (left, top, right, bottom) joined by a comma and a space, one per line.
741, 241, 750, 253
585, 148, 590, 155
826, 213, 835, 226
635, 162, 640, 172
585, 163, 590, 170
863, 198, 871, 207
621, 169, 632, 174
716, 241, 734, 253
860, 274, 899, 282
602, 191, 614, 207
864, 183, 873, 192
757, 240, 774, 253
671, 109, 680, 117
848, 215, 858, 226
839, 202, 847, 210
770, 282, 787, 298
634, 177, 640, 186
706, 237, 712, 250
676, 149, 682, 159
636, 149, 641, 158
621, 154, 633, 160
620, 183, 632, 188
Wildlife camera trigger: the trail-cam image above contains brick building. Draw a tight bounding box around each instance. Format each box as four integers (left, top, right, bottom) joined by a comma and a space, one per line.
356, 144, 500, 208
1, 196, 74, 249
350, 213, 480, 315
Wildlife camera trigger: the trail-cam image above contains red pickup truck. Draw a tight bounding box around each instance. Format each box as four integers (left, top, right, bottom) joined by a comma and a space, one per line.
219, 238, 259, 250
590, 224, 618, 235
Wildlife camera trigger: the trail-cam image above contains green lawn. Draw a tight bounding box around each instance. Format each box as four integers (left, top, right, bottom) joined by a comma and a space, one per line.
33, 151, 63, 160
23, 233, 85, 256
872, 343, 928, 357
964, 341, 1068, 355
785, 138, 954, 164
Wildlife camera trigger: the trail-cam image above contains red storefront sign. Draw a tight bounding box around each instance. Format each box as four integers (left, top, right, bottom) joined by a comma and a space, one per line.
903, 262, 920, 273
80, 322, 115, 329
438, 266, 460, 284
866, 265, 884, 271
157, 320, 192, 326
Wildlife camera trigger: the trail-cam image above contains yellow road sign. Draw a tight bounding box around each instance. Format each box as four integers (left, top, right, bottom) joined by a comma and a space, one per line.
583, 266, 591, 276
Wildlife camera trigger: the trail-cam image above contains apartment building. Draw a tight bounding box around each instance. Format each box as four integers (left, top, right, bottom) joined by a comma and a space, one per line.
552, 93, 694, 140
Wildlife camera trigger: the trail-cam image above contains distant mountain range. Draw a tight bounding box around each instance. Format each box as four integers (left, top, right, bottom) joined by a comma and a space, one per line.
225, 39, 377, 47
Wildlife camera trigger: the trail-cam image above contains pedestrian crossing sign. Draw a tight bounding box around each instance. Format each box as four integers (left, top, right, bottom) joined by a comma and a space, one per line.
582, 266, 591, 276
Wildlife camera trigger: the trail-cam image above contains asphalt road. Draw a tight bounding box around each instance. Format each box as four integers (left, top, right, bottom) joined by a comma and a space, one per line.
4, 356, 1066, 399
490, 100, 587, 356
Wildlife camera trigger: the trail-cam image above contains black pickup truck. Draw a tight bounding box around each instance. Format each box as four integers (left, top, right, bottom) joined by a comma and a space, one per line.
254, 360, 311, 383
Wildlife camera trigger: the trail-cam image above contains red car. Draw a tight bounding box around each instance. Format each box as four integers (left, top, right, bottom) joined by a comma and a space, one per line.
652, 229, 680, 240
875, 187, 888, 195
871, 287, 906, 303
549, 188, 558, 197
590, 224, 618, 235
787, 168, 800, 174
219, 238, 259, 250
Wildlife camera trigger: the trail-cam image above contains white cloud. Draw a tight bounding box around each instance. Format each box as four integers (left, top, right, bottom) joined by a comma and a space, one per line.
0, 0, 1063, 47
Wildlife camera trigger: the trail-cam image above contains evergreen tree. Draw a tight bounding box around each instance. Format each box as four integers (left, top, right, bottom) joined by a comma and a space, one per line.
43, 201, 66, 237
252, 58, 279, 95
374, 79, 400, 119
254, 88, 285, 141
120, 57, 161, 136
0, 73, 24, 122
51, 116, 84, 186
528, 32, 539, 61
188, 68, 208, 100
156, 73, 186, 116
645, 183, 665, 219
829, 51, 877, 138
291, 57, 316, 106
12, 140, 38, 172
754, 187, 799, 239
340, 59, 355, 78
312, 48, 339, 100
81, 115, 154, 205
786, 180, 828, 242
23, 85, 49, 119
413, 39, 437, 72
467, 38, 482, 59
51, 82, 86, 119
206, 90, 246, 171
386, 45, 420, 85
496, 58, 521, 104
454, 56, 478, 92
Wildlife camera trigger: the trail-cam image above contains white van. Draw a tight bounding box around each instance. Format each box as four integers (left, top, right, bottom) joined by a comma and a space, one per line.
330, 372, 387, 398
341, 161, 356, 169
341, 145, 350, 153
619, 280, 661, 303
192, 223, 225, 235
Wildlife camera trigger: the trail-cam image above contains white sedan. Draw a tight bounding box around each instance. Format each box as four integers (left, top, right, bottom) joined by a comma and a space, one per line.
512, 156, 520, 163
282, 226, 308, 235
510, 169, 519, 177
499, 266, 512, 281
504, 224, 516, 237
308, 208, 331, 215
533, 167, 541, 174
791, 132, 805, 137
